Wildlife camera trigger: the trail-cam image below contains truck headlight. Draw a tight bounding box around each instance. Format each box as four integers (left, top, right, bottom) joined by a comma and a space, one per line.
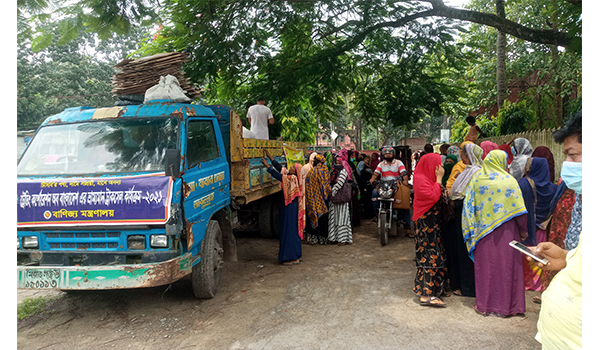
22, 236, 39, 249
150, 235, 168, 248
127, 235, 146, 250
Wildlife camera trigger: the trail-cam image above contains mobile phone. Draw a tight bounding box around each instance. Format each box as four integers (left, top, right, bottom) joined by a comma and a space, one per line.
509, 240, 549, 265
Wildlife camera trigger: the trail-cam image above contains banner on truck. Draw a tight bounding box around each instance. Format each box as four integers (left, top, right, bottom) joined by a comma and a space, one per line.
283, 144, 305, 168
17, 175, 173, 227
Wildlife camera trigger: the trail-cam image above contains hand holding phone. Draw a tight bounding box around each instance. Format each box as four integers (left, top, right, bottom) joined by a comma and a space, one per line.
509, 240, 549, 265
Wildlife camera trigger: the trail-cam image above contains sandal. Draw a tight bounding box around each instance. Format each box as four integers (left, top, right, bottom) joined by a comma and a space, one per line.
282, 260, 301, 266
533, 296, 542, 304
453, 290, 463, 296
420, 296, 446, 308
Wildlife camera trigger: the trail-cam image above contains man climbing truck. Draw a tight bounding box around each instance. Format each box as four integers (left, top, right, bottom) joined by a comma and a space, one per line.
17, 100, 307, 298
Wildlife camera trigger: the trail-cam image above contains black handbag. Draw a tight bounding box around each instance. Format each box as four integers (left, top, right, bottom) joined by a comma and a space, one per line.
331, 181, 352, 204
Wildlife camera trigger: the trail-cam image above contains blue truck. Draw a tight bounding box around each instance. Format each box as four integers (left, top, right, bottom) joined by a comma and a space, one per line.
17, 100, 307, 298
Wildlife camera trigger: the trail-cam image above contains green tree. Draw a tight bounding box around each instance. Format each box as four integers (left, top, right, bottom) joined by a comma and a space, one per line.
17, 23, 149, 130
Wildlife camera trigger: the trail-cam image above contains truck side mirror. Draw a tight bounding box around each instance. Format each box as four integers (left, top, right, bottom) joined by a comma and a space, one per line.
165, 149, 181, 178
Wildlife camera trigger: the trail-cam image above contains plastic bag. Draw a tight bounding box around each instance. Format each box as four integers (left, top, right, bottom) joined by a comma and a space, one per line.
243, 127, 256, 139
144, 75, 191, 103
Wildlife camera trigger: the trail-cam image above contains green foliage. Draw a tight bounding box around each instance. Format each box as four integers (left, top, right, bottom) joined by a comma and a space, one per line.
478, 115, 499, 138
450, 118, 469, 143
17, 23, 149, 130
497, 100, 534, 135
17, 297, 49, 320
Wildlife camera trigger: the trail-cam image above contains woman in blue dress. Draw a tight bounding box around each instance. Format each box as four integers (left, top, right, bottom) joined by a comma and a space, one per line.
262, 152, 303, 265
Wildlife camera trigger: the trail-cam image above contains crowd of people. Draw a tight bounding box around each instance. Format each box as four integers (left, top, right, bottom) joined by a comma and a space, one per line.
261, 111, 582, 349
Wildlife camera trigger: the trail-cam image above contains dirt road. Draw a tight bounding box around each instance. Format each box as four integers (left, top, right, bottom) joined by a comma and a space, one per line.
17, 220, 542, 350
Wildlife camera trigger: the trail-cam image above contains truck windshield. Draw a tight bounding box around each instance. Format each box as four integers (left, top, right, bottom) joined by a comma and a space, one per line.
17, 118, 179, 176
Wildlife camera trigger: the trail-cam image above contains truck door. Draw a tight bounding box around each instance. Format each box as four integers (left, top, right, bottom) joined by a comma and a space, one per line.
181, 118, 230, 255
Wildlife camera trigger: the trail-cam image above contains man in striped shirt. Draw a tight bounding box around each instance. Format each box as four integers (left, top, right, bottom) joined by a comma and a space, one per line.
370, 147, 407, 183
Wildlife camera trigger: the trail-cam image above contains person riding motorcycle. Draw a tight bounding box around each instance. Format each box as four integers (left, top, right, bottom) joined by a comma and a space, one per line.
369, 147, 408, 214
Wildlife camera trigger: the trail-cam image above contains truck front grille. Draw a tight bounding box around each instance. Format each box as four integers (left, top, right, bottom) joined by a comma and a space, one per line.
45, 232, 121, 251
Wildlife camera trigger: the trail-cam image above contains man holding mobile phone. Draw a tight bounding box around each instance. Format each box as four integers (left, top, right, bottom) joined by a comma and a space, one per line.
528, 111, 582, 350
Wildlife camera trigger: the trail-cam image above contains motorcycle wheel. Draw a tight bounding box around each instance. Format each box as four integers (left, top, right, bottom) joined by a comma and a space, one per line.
390, 216, 397, 237
379, 210, 388, 246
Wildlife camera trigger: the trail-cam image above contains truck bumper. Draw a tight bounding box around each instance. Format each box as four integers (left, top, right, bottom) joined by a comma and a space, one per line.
17, 253, 193, 290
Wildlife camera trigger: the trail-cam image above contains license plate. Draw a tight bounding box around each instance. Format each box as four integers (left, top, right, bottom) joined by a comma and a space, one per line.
22, 268, 61, 289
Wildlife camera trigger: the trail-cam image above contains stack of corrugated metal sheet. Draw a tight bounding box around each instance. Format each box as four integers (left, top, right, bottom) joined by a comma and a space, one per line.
111, 52, 202, 98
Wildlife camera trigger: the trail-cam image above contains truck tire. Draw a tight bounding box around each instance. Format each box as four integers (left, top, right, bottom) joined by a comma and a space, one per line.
270, 193, 282, 239
191, 221, 224, 299
258, 198, 273, 238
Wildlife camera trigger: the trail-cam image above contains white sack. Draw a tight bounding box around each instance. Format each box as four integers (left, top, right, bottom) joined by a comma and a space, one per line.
144, 75, 191, 103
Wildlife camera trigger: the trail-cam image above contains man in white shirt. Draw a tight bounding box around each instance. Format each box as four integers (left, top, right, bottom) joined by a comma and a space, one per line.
247, 96, 274, 140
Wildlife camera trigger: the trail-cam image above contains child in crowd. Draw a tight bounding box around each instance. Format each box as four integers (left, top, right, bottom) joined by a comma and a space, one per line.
464, 116, 483, 142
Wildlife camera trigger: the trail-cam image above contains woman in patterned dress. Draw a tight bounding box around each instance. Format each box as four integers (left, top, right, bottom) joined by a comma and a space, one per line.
328, 155, 353, 245
412, 153, 448, 307
462, 150, 528, 316
304, 154, 331, 245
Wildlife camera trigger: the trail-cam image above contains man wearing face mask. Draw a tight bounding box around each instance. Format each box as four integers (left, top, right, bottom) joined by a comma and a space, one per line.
527, 111, 582, 350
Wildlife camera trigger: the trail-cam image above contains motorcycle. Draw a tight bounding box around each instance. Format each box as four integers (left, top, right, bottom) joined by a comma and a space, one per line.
376, 179, 399, 246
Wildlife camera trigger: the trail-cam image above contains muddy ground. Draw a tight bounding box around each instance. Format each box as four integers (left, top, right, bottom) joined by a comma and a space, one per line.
17, 220, 542, 350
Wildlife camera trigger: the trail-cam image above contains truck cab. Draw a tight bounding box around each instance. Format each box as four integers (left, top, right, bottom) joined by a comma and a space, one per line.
17, 101, 243, 298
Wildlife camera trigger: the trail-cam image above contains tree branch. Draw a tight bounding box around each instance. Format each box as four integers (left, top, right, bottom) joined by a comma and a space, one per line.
421, 0, 571, 47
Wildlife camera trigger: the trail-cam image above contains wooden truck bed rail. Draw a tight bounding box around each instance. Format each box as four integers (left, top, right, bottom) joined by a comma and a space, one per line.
228, 109, 307, 205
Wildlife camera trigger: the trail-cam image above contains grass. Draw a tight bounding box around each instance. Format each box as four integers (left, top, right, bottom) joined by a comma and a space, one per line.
17, 297, 50, 321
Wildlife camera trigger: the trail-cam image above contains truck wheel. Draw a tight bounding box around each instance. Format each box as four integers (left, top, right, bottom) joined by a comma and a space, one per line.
258, 198, 273, 238
191, 221, 224, 299
270, 193, 282, 239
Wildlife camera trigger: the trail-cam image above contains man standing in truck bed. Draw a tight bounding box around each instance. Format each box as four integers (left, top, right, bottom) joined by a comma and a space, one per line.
247, 96, 274, 140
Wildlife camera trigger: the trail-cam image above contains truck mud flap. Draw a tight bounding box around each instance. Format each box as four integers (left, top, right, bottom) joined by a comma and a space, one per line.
17, 253, 193, 290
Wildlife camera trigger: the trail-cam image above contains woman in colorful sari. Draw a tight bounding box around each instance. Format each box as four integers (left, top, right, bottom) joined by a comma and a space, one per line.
447, 143, 484, 297
539, 181, 575, 298
518, 157, 558, 291
261, 154, 304, 265
508, 138, 534, 180
328, 155, 353, 245
462, 150, 528, 316
305, 154, 331, 245
412, 153, 448, 307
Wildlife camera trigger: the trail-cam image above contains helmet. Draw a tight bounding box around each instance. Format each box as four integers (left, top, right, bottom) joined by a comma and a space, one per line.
381, 146, 395, 157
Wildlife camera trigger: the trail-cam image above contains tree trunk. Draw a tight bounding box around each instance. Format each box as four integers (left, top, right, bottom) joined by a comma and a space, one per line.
496, 0, 508, 111
550, 1, 564, 126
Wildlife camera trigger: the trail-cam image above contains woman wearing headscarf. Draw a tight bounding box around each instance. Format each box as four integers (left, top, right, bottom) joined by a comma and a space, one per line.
539, 181, 576, 297
261, 154, 304, 265
325, 151, 333, 171
328, 155, 353, 245
445, 141, 472, 190
508, 138, 534, 180
447, 143, 484, 298
518, 157, 558, 291
498, 143, 513, 165
304, 154, 331, 245
441, 154, 458, 188
531, 146, 555, 183
462, 150, 528, 316
412, 153, 448, 307
338, 149, 361, 227
480, 140, 499, 159
371, 152, 380, 172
